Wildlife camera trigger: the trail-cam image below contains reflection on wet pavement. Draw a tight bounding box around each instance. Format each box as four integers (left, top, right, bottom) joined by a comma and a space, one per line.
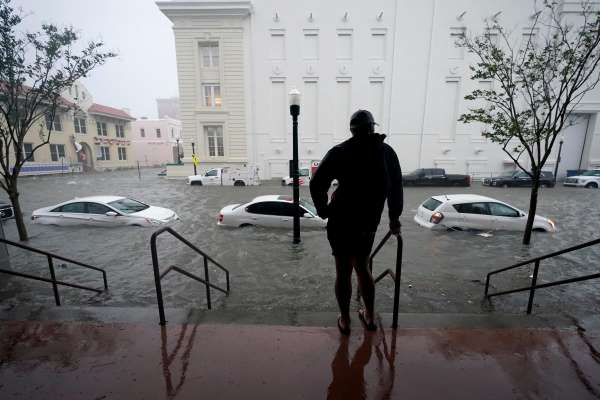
0, 168, 599, 317
1, 319, 600, 399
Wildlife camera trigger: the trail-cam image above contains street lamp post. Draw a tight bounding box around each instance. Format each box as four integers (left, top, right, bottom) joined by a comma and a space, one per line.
289, 88, 301, 244
176, 138, 181, 164
553, 135, 565, 185
191, 142, 197, 175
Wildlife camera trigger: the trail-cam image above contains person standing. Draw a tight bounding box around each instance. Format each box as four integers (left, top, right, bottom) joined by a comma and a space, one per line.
309, 110, 403, 334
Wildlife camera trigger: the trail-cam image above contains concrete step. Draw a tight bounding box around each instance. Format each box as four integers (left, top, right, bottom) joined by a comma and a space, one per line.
2, 304, 599, 331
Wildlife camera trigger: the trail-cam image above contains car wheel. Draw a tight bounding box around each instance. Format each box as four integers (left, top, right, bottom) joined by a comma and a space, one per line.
234, 180, 246, 187
585, 182, 598, 189
191, 181, 202, 186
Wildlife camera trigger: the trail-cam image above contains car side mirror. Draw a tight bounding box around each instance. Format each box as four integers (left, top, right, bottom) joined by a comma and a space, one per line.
106, 211, 118, 217
302, 213, 313, 218
520, 212, 525, 217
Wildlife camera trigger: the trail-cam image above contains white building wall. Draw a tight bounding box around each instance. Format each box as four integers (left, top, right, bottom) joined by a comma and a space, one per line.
160, 0, 600, 179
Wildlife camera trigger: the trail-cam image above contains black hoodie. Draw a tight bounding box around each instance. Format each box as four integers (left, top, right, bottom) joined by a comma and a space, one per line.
309, 133, 403, 233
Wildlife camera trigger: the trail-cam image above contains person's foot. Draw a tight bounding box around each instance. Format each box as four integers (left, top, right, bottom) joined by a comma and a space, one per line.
358, 309, 377, 331
337, 316, 351, 335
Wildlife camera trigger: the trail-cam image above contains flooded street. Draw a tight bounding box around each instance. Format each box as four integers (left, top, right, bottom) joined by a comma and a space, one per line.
0, 168, 599, 317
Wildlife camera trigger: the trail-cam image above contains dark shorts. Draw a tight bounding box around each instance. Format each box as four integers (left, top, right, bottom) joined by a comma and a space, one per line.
326, 223, 376, 257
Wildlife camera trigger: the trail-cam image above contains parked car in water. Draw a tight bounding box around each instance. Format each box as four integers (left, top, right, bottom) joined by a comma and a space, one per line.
217, 195, 326, 229
402, 168, 471, 187
187, 166, 259, 186
281, 168, 311, 186
0, 203, 14, 220
563, 170, 600, 188
414, 194, 556, 232
482, 170, 555, 187
32, 196, 179, 227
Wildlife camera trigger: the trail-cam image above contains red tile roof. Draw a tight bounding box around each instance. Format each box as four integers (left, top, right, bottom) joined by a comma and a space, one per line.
88, 103, 135, 120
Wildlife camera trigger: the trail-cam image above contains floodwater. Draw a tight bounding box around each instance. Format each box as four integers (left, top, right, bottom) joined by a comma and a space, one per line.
0, 168, 599, 317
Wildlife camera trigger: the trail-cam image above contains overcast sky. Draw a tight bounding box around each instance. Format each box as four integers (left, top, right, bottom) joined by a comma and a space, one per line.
14, 0, 178, 119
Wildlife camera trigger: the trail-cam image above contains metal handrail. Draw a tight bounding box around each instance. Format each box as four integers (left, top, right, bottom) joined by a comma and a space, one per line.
359, 230, 403, 328
485, 237, 600, 314
150, 226, 230, 325
0, 238, 108, 306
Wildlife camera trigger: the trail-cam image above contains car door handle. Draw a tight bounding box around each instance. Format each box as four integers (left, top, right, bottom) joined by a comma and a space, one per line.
282, 218, 290, 221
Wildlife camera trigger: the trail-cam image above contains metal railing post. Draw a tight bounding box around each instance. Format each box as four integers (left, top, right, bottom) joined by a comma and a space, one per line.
47, 255, 61, 306
392, 234, 402, 329
150, 233, 167, 325
484, 274, 491, 297
225, 270, 230, 293
527, 261, 540, 314
102, 270, 108, 290
203, 256, 212, 310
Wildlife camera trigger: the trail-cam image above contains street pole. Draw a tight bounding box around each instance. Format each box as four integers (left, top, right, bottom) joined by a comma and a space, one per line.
191, 142, 197, 175
553, 137, 564, 185
176, 138, 181, 164
289, 89, 301, 244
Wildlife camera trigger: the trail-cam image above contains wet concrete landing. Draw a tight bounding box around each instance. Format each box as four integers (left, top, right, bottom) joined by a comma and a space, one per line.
1, 319, 599, 399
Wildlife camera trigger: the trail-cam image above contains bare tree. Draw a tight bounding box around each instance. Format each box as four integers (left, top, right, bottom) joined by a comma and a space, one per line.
459, 0, 600, 244
0, 0, 115, 240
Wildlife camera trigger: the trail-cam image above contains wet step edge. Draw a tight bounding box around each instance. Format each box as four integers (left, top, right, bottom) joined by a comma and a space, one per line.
1, 304, 599, 331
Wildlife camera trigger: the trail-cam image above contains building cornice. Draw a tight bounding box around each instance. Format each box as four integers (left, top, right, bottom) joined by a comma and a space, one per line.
157, 1, 253, 19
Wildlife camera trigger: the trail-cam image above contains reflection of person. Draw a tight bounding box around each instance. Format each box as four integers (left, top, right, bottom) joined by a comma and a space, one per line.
327, 333, 374, 399
310, 110, 403, 334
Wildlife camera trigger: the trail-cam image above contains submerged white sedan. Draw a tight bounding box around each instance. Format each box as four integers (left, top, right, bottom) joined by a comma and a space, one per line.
32, 196, 179, 227
414, 194, 556, 232
217, 195, 326, 229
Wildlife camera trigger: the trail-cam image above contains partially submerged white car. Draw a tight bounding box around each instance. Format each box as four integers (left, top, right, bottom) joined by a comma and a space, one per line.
218, 195, 326, 229
563, 170, 600, 188
414, 194, 556, 232
32, 196, 179, 227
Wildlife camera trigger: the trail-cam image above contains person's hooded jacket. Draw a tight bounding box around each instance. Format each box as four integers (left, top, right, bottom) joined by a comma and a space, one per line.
309, 133, 403, 233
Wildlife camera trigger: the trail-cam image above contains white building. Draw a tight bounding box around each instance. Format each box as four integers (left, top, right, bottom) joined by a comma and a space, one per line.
131, 117, 182, 166
158, 0, 600, 179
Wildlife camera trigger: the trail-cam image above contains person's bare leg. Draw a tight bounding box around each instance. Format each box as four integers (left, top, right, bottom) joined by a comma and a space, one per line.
334, 255, 353, 330
354, 255, 375, 326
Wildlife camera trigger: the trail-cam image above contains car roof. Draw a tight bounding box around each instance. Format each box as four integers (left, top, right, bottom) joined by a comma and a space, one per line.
68, 196, 125, 204
431, 194, 498, 203
251, 195, 291, 203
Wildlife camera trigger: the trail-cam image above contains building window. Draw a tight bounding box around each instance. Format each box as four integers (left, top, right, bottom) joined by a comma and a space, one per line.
50, 144, 65, 162
118, 147, 127, 160
336, 32, 353, 60
199, 43, 219, 67
140, 128, 145, 138
270, 33, 285, 59
96, 121, 107, 136
156, 128, 161, 138
116, 124, 125, 138
171, 128, 174, 138
205, 125, 224, 157
203, 84, 221, 107
23, 143, 34, 161
97, 146, 110, 161
45, 113, 62, 131
74, 117, 87, 134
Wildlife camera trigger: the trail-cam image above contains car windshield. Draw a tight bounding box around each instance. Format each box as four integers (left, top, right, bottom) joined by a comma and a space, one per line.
422, 197, 442, 211
582, 170, 600, 176
299, 200, 317, 216
108, 198, 149, 214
